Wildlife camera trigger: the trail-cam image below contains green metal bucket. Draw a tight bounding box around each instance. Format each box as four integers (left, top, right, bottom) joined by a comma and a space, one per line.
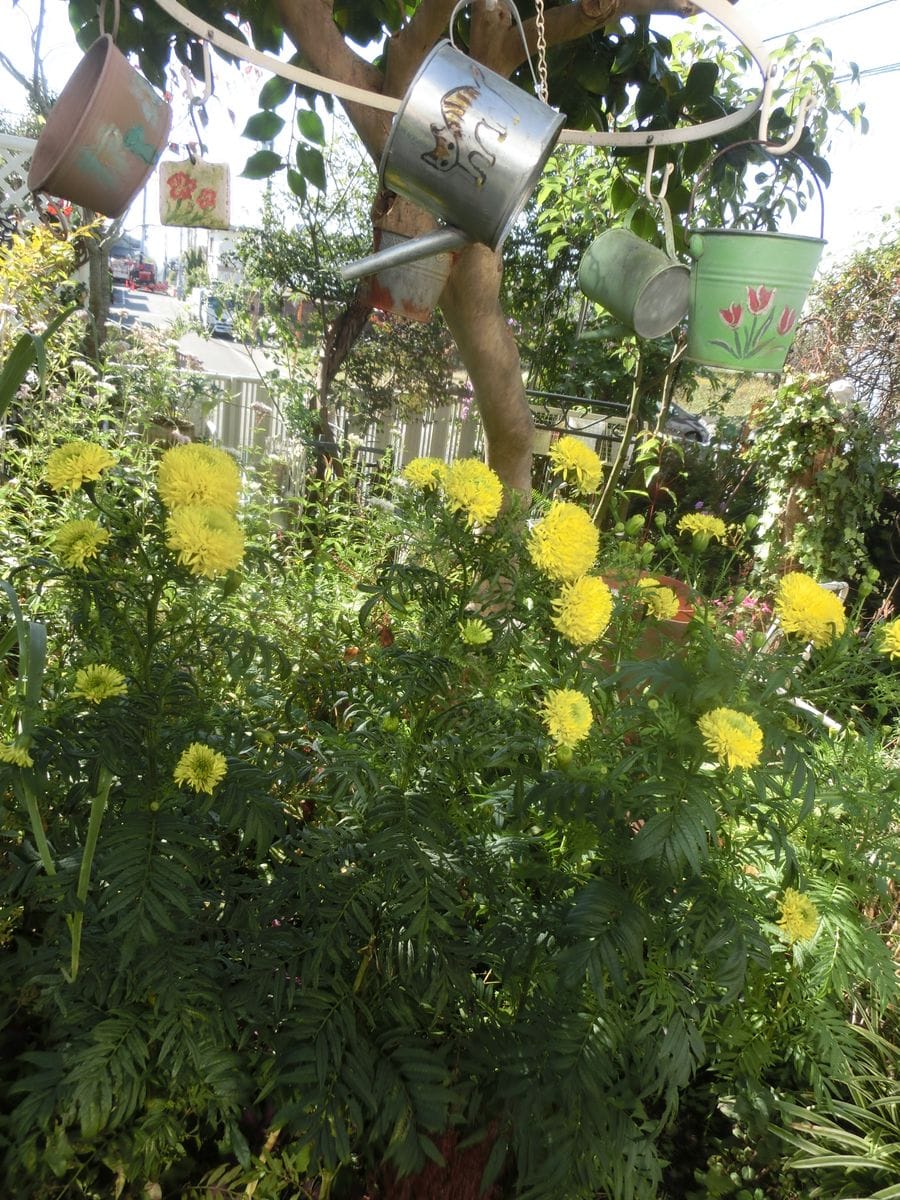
685, 229, 825, 372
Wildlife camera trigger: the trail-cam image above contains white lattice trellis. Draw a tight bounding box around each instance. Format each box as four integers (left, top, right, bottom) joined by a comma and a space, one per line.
0, 132, 38, 224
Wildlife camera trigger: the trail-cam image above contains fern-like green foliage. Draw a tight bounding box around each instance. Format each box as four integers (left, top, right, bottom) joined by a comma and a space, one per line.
1, 342, 898, 1200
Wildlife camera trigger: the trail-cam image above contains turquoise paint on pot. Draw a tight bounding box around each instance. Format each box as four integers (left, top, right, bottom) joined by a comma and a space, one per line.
123, 126, 158, 165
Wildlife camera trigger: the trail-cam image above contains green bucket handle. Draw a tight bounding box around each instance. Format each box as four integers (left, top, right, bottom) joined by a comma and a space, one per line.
687, 140, 825, 256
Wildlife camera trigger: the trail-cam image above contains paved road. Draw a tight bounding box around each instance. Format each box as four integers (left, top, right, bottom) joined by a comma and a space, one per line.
109, 287, 280, 378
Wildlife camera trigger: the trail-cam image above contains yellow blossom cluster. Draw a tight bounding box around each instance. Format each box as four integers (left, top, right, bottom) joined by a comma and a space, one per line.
777, 888, 820, 943
166, 504, 245, 579
774, 572, 846, 648
157, 443, 241, 512
157, 444, 245, 578
547, 436, 603, 495
70, 664, 128, 705
45, 440, 116, 492
877, 617, 900, 661
527, 502, 599, 582
442, 459, 504, 527
677, 512, 728, 541
174, 742, 228, 794
697, 706, 763, 770
0, 743, 34, 768
52, 519, 111, 571
551, 576, 613, 645
459, 618, 493, 646
403, 457, 447, 491
637, 578, 681, 621
541, 688, 593, 749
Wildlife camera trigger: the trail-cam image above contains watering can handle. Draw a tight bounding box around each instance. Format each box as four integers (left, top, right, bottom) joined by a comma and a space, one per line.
448, 0, 543, 100
687, 140, 826, 241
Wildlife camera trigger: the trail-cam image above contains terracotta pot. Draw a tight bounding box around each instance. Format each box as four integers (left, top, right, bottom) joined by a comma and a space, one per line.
604, 570, 695, 660
28, 34, 171, 219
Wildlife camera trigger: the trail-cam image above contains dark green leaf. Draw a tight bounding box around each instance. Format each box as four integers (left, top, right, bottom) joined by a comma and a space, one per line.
297, 109, 326, 146
295, 144, 327, 192
241, 150, 284, 179
259, 74, 293, 110
241, 111, 285, 142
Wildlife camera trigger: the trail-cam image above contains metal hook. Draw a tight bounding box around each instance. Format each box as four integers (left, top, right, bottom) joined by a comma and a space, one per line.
97, 0, 120, 41
197, 39, 213, 104
643, 145, 674, 203
189, 102, 207, 157
757, 71, 815, 156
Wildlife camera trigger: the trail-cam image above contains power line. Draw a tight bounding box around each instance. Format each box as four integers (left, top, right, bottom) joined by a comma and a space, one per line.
835, 60, 900, 81
764, 0, 898, 42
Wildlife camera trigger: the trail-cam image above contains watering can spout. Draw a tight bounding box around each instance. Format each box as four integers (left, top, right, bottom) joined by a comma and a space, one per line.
340, 227, 471, 281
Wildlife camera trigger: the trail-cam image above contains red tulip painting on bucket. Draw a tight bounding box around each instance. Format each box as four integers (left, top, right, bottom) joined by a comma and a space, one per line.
159, 160, 230, 230
710, 284, 798, 363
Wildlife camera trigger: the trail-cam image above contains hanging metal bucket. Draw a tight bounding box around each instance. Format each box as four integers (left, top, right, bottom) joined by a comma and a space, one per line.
28, 34, 171, 219
578, 212, 690, 340
340, 0, 565, 281
359, 230, 453, 322
685, 144, 826, 372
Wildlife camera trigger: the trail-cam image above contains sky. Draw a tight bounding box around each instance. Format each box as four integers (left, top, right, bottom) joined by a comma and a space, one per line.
4, 0, 899, 268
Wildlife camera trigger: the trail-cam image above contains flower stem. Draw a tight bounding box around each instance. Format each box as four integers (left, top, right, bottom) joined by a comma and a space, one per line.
65, 766, 114, 982
14, 776, 56, 877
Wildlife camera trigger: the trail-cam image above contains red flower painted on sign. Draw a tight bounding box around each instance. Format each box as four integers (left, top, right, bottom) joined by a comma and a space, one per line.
196, 188, 217, 211
167, 171, 197, 201
719, 303, 743, 328
778, 306, 797, 336
747, 284, 774, 314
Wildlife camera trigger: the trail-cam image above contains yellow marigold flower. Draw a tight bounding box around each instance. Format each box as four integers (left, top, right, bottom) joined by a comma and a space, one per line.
173, 742, 227, 794
52, 519, 110, 571
45, 440, 115, 492
777, 888, 819, 944
877, 617, 900, 661
157, 443, 241, 512
541, 688, 593, 749
403, 457, 447, 490
637, 578, 681, 621
71, 664, 127, 705
697, 706, 763, 770
166, 504, 245, 578
0, 743, 33, 768
677, 512, 728, 540
527, 501, 599, 583
551, 575, 613, 645
774, 572, 846, 648
459, 618, 493, 645
442, 459, 504, 527
547, 435, 603, 495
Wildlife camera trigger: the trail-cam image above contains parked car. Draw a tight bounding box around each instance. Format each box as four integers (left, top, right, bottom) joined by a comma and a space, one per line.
198, 290, 234, 338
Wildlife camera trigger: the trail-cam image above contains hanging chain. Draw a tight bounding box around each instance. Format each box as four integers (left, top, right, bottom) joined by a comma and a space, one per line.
534, 0, 549, 103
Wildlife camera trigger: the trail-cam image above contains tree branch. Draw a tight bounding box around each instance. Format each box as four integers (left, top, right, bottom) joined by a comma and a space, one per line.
275, 0, 390, 159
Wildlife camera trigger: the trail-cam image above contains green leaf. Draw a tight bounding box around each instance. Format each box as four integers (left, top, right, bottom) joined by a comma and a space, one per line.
297, 109, 326, 146
241, 110, 285, 142
295, 144, 327, 192
286, 169, 307, 202
259, 74, 293, 110
610, 174, 637, 215
682, 61, 719, 105
241, 150, 284, 179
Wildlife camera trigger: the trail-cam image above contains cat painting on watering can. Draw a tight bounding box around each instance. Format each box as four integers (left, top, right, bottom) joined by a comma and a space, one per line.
422, 64, 510, 187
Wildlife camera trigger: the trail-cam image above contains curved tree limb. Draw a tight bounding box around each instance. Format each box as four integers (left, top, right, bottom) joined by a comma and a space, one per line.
274, 0, 390, 159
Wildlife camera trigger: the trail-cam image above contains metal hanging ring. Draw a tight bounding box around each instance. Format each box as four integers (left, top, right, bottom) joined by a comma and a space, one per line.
448, 0, 544, 100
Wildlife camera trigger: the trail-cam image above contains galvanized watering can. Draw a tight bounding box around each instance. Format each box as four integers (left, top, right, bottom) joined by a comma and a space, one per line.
685, 143, 826, 373
340, 0, 565, 282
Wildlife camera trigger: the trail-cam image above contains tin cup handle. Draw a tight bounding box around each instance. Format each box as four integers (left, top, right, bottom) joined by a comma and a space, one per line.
448, 0, 543, 99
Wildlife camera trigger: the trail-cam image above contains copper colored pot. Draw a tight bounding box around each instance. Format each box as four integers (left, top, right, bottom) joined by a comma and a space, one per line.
28, 35, 171, 219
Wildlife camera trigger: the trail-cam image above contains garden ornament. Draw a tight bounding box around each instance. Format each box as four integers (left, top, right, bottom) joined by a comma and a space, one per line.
339, 0, 566, 282
685, 141, 826, 373
577, 154, 690, 340
159, 42, 231, 231
28, 0, 171, 219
